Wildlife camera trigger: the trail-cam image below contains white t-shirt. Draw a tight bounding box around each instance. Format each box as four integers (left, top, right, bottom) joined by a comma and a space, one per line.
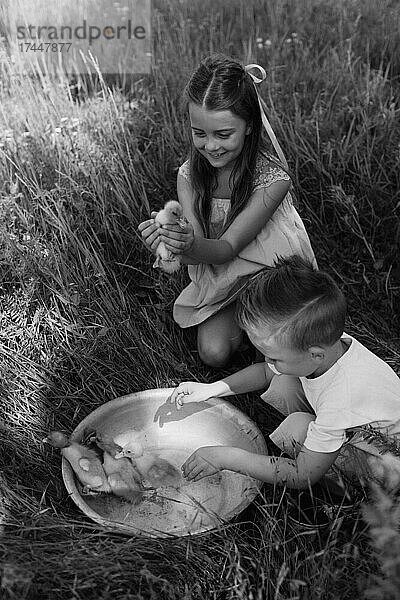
300, 333, 400, 453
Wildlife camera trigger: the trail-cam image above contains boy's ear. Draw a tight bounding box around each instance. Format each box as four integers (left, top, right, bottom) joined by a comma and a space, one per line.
308, 346, 325, 363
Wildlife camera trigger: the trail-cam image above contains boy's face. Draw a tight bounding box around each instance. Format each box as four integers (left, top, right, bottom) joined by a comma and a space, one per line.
246, 327, 323, 378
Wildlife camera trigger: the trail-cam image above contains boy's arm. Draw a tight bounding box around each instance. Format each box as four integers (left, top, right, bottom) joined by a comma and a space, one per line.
169, 362, 274, 406
213, 361, 274, 395
182, 445, 341, 489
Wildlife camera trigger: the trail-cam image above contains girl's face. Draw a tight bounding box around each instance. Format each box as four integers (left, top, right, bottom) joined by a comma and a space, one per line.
189, 103, 251, 171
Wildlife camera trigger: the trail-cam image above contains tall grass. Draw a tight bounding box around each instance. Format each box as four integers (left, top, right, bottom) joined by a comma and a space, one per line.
0, 0, 400, 598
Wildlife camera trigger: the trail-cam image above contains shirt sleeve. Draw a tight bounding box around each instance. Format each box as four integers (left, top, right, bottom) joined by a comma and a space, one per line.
178, 160, 190, 183
253, 154, 291, 191
303, 420, 347, 453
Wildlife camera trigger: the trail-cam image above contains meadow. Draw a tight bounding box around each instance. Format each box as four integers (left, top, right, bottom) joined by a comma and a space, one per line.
1, 0, 400, 598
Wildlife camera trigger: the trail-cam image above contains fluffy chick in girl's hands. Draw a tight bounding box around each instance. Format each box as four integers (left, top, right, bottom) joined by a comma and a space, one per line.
153, 201, 187, 274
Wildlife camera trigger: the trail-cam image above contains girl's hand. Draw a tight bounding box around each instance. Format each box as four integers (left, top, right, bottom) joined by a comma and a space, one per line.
159, 221, 195, 255
138, 211, 162, 254
181, 446, 224, 481
168, 382, 215, 410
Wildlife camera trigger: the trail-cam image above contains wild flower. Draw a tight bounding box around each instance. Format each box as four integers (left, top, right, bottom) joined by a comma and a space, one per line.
256, 37, 273, 49
285, 33, 302, 45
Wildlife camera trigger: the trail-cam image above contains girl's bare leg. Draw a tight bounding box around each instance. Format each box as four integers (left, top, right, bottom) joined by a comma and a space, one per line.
197, 303, 243, 367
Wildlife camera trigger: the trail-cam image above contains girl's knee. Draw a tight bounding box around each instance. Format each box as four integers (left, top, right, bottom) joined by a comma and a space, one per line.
198, 338, 232, 368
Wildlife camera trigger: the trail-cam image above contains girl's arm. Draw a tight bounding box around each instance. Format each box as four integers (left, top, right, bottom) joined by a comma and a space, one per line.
137, 211, 162, 255
173, 173, 204, 265
137, 174, 201, 263
180, 254, 200, 265
162, 177, 290, 265
182, 444, 341, 489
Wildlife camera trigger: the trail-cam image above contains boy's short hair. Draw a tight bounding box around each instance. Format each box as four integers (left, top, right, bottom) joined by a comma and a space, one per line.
236, 255, 347, 351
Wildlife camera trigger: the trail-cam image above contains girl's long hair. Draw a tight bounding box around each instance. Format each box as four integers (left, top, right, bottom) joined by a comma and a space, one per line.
183, 54, 270, 238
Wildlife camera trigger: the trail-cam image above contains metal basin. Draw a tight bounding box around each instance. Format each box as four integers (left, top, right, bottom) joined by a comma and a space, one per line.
62, 388, 268, 537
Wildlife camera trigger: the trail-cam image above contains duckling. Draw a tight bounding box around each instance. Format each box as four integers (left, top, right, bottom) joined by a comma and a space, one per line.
115, 441, 181, 488
92, 433, 142, 482
92, 432, 153, 501
153, 200, 187, 274
43, 431, 111, 494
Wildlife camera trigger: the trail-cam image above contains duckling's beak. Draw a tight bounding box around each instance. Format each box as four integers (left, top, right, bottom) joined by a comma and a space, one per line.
114, 451, 124, 459
177, 217, 188, 230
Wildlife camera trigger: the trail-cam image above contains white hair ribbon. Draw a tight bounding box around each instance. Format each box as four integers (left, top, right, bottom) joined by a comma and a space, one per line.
244, 64, 288, 170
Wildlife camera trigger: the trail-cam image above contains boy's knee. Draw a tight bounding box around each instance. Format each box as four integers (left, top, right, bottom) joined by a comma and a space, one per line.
261, 375, 311, 416
284, 411, 316, 433
198, 339, 232, 368
261, 388, 291, 416
270, 412, 315, 458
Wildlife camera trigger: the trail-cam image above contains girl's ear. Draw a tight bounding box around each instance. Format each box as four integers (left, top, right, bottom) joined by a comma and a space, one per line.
245, 123, 252, 135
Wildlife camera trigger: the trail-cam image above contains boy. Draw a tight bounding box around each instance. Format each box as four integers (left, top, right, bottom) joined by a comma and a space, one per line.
168, 256, 400, 493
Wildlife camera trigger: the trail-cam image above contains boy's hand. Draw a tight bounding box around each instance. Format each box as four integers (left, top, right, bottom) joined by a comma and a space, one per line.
160, 221, 195, 255
138, 211, 162, 254
168, 382, 215, 410
182, 446, 224, 481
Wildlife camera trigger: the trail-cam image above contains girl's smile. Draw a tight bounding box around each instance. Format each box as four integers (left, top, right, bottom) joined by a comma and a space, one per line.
189, 103, 251, 171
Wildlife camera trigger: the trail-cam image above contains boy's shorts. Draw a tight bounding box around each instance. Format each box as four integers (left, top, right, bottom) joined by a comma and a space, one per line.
261, 375, 400, 487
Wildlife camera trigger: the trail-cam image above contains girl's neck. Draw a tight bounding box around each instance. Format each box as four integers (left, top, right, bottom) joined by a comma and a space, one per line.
213, 167, 234, 198
216, 164, 233, 176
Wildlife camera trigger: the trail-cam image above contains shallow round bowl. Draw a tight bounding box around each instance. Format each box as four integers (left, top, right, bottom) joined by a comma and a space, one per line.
62, 388, 268, 537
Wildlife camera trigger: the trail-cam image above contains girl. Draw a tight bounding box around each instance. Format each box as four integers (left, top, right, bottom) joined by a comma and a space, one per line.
138, 54, 316, 367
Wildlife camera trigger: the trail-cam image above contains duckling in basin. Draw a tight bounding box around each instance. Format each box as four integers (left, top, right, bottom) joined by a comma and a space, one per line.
60, 388, 268, 538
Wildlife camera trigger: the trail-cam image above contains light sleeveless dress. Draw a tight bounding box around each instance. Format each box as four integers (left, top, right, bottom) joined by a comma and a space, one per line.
173, 153, 317, 328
